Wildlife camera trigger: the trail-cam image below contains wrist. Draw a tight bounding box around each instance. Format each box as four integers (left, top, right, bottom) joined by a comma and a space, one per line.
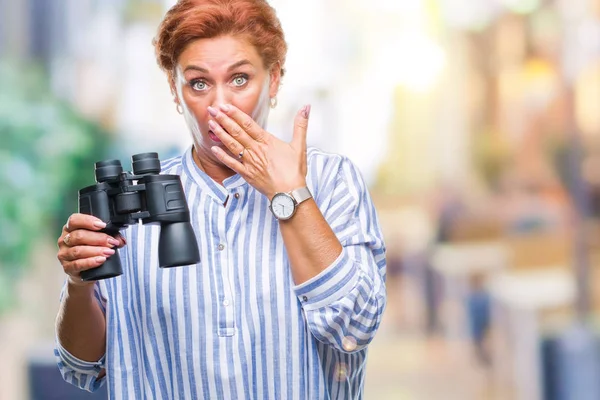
269, 179, 307, 201
269, 185, 313, 221
66, 275, 96, 295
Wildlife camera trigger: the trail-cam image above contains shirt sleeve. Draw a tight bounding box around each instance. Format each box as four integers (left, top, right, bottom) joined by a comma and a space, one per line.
54, 281, 107, 392
293, 155, 387, 353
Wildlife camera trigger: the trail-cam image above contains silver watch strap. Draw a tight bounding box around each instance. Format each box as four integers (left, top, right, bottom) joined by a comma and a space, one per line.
290, 187, 312, 204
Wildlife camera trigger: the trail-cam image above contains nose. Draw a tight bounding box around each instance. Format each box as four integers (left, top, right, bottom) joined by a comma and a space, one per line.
211, 85, 232, 109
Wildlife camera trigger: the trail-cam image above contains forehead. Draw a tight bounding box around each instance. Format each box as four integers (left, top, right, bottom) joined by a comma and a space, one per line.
178, 35, 263, 71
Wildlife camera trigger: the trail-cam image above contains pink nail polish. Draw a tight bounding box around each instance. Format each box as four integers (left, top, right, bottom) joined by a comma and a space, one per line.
103, 248, 116, 256
301, 105, 311, 119
219, 104, 230, 113
208, 120, 217, 130
207, 106, 218, 117
93, 220, 107, 229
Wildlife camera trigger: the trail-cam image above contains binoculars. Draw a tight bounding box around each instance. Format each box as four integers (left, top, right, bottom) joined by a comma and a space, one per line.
78, 152, 200, 281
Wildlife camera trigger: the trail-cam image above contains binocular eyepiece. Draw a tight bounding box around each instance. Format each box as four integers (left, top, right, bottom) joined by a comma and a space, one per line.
78, 152, 200, 281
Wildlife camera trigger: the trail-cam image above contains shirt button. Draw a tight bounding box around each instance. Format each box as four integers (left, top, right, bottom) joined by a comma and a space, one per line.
218, 244, 225, 251
223, 299, 230, 307
234, 193, 240, 199
302, 296, 308, 302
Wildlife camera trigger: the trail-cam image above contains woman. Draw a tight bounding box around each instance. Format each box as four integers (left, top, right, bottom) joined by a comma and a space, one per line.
55, 1, 386, 398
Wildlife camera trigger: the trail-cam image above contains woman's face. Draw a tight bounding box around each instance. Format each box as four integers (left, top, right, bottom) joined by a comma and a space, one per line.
173, 35, 280, 165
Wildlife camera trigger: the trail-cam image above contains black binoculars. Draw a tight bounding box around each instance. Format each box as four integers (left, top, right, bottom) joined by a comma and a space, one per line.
78, 152, 200, 281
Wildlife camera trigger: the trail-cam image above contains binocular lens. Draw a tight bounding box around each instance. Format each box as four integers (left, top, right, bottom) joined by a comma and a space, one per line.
132, 152, 161, 175
95, 160, 123, 183
159, 222, 200, 267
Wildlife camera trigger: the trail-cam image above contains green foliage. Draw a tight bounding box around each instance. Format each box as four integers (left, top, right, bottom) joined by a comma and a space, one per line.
0, 61, 110, 313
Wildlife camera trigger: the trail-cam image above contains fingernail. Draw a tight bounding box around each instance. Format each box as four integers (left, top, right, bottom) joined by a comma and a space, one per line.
208, 120, 217, 130
207, 106, 218, 117
103, 248, 116, 256
93, 220, 107, 229
219, 104, 230, 113
96, 256, 107, 263
108, 238, 120, 246
301, 104, 311, 119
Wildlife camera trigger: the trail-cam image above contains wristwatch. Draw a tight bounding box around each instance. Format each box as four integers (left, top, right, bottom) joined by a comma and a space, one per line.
269, 187, 312, 220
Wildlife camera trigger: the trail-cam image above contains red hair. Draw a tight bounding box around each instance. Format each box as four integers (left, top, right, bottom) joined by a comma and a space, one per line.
153, 0, 287, 82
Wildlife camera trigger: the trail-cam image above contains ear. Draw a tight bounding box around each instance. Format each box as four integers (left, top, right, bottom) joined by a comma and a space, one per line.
169, 76, 178, 100
268, 61, 282, 98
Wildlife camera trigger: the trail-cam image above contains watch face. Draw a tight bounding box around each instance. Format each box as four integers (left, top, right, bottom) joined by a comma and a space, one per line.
271, 193, 296, 220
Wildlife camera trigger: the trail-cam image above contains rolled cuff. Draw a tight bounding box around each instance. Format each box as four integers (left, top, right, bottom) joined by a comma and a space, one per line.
55, 340, 105, 376
293, 249, 359, 311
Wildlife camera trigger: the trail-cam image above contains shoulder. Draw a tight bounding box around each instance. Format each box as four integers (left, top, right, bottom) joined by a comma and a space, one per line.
306, 147, 365, 187
306, 147, 369, 207
307, 147, 346, 179
159, 153, 184, 175
307, 147, 344, 166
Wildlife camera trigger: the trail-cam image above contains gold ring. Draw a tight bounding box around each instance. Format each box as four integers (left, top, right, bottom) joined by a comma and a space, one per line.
63, 234, 72, 246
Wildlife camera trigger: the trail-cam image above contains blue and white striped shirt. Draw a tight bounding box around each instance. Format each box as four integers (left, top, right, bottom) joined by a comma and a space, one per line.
55, 146, 387, 399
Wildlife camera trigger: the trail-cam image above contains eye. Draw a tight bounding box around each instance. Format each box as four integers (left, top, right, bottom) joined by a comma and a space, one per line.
190, 80, 207, 91
232, 74, 248, 87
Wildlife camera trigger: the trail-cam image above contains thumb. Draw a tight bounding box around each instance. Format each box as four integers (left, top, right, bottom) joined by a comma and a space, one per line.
292, 104, 311, 150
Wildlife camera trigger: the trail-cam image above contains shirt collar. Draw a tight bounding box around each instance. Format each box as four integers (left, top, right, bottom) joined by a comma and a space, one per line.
181, 146, 248, 204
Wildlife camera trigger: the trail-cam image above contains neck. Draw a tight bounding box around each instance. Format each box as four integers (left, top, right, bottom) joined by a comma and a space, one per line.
192, 145, 236, 185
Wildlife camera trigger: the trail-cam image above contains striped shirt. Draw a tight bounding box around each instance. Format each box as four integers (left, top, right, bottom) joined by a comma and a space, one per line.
55, 146, 387, 399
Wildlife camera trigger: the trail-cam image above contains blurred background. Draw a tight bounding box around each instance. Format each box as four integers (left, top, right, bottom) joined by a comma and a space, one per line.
1, 0, 600, 398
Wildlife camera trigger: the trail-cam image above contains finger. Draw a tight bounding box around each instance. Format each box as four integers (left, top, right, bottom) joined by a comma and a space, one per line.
63, 256, 108, 276
219, 104, 267, 142
292, 104, 311, 150
209, 119, 244, 157
208, 105, 256, 148
59, 230, 121, 249
59, 245, 116, 263
64, 213, 107, 233
211, 146, 246, 175
115, 233, 127, 248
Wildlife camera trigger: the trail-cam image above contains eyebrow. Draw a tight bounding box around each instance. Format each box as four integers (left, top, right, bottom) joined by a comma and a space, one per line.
183, 59, 253, 74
